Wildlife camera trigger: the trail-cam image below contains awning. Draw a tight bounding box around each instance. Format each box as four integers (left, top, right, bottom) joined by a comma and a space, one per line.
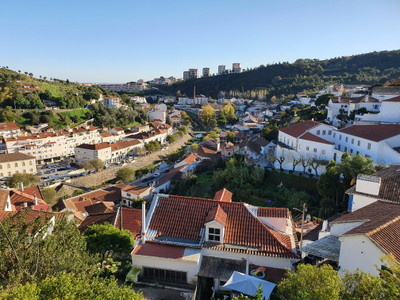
299, 235, 341, 262
222, 271, 276, 299
197, 256, 246, 279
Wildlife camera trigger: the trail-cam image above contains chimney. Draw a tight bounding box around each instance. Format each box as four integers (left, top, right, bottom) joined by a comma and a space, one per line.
34, 194, 38, 206
338, 96, 341, 103
142, 201, 146, 244
20, 182, 24, 192
23, 202, 28, 208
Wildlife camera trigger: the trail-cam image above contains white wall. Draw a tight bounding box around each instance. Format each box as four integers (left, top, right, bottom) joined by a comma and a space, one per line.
339, 235, 385, 275
132, 254, 200, 284
351, 194, 379, 212
330, 221, 365, 236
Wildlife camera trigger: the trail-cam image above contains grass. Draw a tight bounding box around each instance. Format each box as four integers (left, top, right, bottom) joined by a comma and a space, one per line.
125, 121, 141, 128
196, 171, 213, 188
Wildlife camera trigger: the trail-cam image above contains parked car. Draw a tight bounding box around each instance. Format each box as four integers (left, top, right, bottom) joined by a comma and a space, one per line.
36, 172, 43, 176
44, 170, 52, 174
153, 172, 160, 178
79, 172, 87, 176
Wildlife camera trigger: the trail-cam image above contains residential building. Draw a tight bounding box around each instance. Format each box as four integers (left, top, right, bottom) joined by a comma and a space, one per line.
202, 68, 211, 77
174, 153, 202, 172
183, 71, 190, 80
0, 153, 36, 177
0, 122, 21, 138
232, 63, 241, 73
5, 132, 67, 165
148, 110, 166, 124
131, 190, 298, 288
354, 96, 400, 123
221, 142, 235, 159
17, 82, 38, 93
126, 128, 167, 145
74, 143, 112, 165
110, 139, 142, 162
121, 185, 152, 206
167, 110, 182, 127
218, 65, 226, 75
99, 132, 115, 143
9, 185, 49, 212
189, 69, 198, 79
346, 166, 400, 212
238, 136, 275, 161
333, 124, 400, 164
60, 125, 101, 156
131, 124, 150, 134
371, 86, 400, 101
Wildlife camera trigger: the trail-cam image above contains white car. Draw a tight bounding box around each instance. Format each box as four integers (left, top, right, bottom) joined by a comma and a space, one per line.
153, 172, 160, 178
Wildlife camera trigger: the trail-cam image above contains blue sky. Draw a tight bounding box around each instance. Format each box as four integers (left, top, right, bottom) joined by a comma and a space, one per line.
2, 0, 400, 83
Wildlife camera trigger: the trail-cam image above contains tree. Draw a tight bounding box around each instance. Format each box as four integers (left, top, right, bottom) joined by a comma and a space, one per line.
178, 126, 188, 134
267, 154, 277, 168
41, 188, 57, 206
200, 105, 216, 129
145, 140, 160, 152
232, 284, 263, 300
317, 160, 342, 206
315, 93, 335, 106
81, 162, 94, 171
90, 158, 104, 170
166, 135, 177, 144
115, 167, 135, 182
223, 103, 235, 118
190, 144, 198, 151
309, 155, 329, 176
336, 153, 375, 188
84, 223, 135, 259
0, 272, 144, 300
0, 106, 15, 122
300, 153, 310, 173
276, 148, 286, 170
227, 132, 236, 144
6, 173, 40, 188
0, 211, 99, 289
277, 264, 342, 300
289, 152, 301, 171
135, 146, 145, 155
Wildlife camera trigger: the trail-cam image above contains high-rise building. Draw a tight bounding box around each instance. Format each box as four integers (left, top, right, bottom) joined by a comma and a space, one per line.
183, 71, 190, 80
232, 63, 241, 73
218, 65, 226, 75
202, 68, 211, 77
189, 69, 198, 79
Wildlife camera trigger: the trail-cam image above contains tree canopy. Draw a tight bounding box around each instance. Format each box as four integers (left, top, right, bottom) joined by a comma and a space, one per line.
6, 173, 40, 188
115, 167, 135, 182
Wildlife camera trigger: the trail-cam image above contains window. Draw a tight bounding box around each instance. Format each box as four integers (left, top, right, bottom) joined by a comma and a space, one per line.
345, 137, 348, 142
209, 228, 221, 241
357, 140, 360, 146
0, 165, 2, 170
299, 145, 302, 149
339, 135, 342, 140
126, 193, 131, 197
345, 147, 348, 152
351, 139, 354, 144
15, 163, 18, 167
350, 149, 353, 154
328, 130, 332, 135
322, 150, 326, 155
8, 172, 11, 176
314, 148, 317, 153
306, 146, 310, 151
23, 170, 26, 173
322, 130, 326, 135
367, 143, 371, 150
356, 151, 359, 155
7, 164, 10, 169
0, 173, 2, 177
143, 267, 187, 283
30, 168, 33, 172
316, 130, 320, 135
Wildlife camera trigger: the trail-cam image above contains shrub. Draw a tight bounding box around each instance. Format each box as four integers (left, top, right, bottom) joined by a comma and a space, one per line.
289, 170, 294, 174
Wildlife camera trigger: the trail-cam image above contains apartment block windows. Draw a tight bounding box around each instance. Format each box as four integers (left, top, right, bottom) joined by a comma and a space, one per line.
367, 143, 371, 150
338, 145, 341, 151
351, 139, 354, 144
7, 164, 10, 169
357, 141, 360, 146
345, 137, 348, 142
14, 163, 18, 167
333, 133, 336, 138
339, 135, 342, 140
209, 228, 221, 242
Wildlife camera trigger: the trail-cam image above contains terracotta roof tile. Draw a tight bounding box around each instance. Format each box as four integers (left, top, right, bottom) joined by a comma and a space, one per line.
300, 132, 335, 145
213, 188, 233, 203
369, 218, 400, 261
85, 202, 116, 215
257, 207, 290, 219
78, 213, 116, 232
183, 153, 201, 164
0, 153, 35, 163
338, 124, 400, 142
0, 122, 20, 131
205, 205, 227, 226
0, 190, 9, 211
149, 196, 297, 258
76, 142, 110, 150
115, 207, 143, 236
279, 120, 320, 138
122, 185, 151, 195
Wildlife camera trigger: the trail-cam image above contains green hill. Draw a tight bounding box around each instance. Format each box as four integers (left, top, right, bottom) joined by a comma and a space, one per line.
161, 49, 400, 100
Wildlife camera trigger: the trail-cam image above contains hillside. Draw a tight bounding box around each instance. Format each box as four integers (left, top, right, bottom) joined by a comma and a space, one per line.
161, 49, 400, 100
0, 68, 119, 110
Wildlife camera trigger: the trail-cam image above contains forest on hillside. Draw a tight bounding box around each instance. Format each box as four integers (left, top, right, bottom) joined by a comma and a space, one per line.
161, 49, 400, 100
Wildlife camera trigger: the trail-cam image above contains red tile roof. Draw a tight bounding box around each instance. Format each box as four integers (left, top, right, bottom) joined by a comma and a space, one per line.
132, 243, 186, 259
76, 142, 110, 150
383, 95, 400, 102
279, 120, 320, 138
300, 132, 335, 145
257, 207, 290, 219
78, 212, 116, 232
122, 185, 151, 195
213, 188, 233, 202
183, 153, 201, 164
0, 190, 9, 211
115, 207, 143, 236
205, 205, 228, 226
149, 195, 297, 258
0, 122, 20, 131
338, 124, 400, 142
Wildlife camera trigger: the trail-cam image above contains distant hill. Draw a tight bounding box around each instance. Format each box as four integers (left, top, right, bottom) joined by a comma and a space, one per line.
160, 49, 400, 100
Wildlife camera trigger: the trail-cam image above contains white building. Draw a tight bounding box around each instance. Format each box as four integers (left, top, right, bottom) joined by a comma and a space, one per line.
131, 190, 299, 288
0, 122, 21, 138
333, 124, 400, 164
354, 96, 400, 123
218, 65, 226, 75
232, 63, 241, 73
202, 68, 211, 77
148, 110, 166, 123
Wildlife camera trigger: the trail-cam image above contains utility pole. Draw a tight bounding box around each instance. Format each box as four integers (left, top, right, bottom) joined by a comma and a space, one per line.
300, 202, 306, 249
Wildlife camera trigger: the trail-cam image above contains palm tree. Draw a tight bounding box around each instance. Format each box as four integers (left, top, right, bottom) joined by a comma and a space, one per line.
18, 70, 21, 74
43, 77, 47, 82
24, 72, 28, 76
28, 73, 33, 78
